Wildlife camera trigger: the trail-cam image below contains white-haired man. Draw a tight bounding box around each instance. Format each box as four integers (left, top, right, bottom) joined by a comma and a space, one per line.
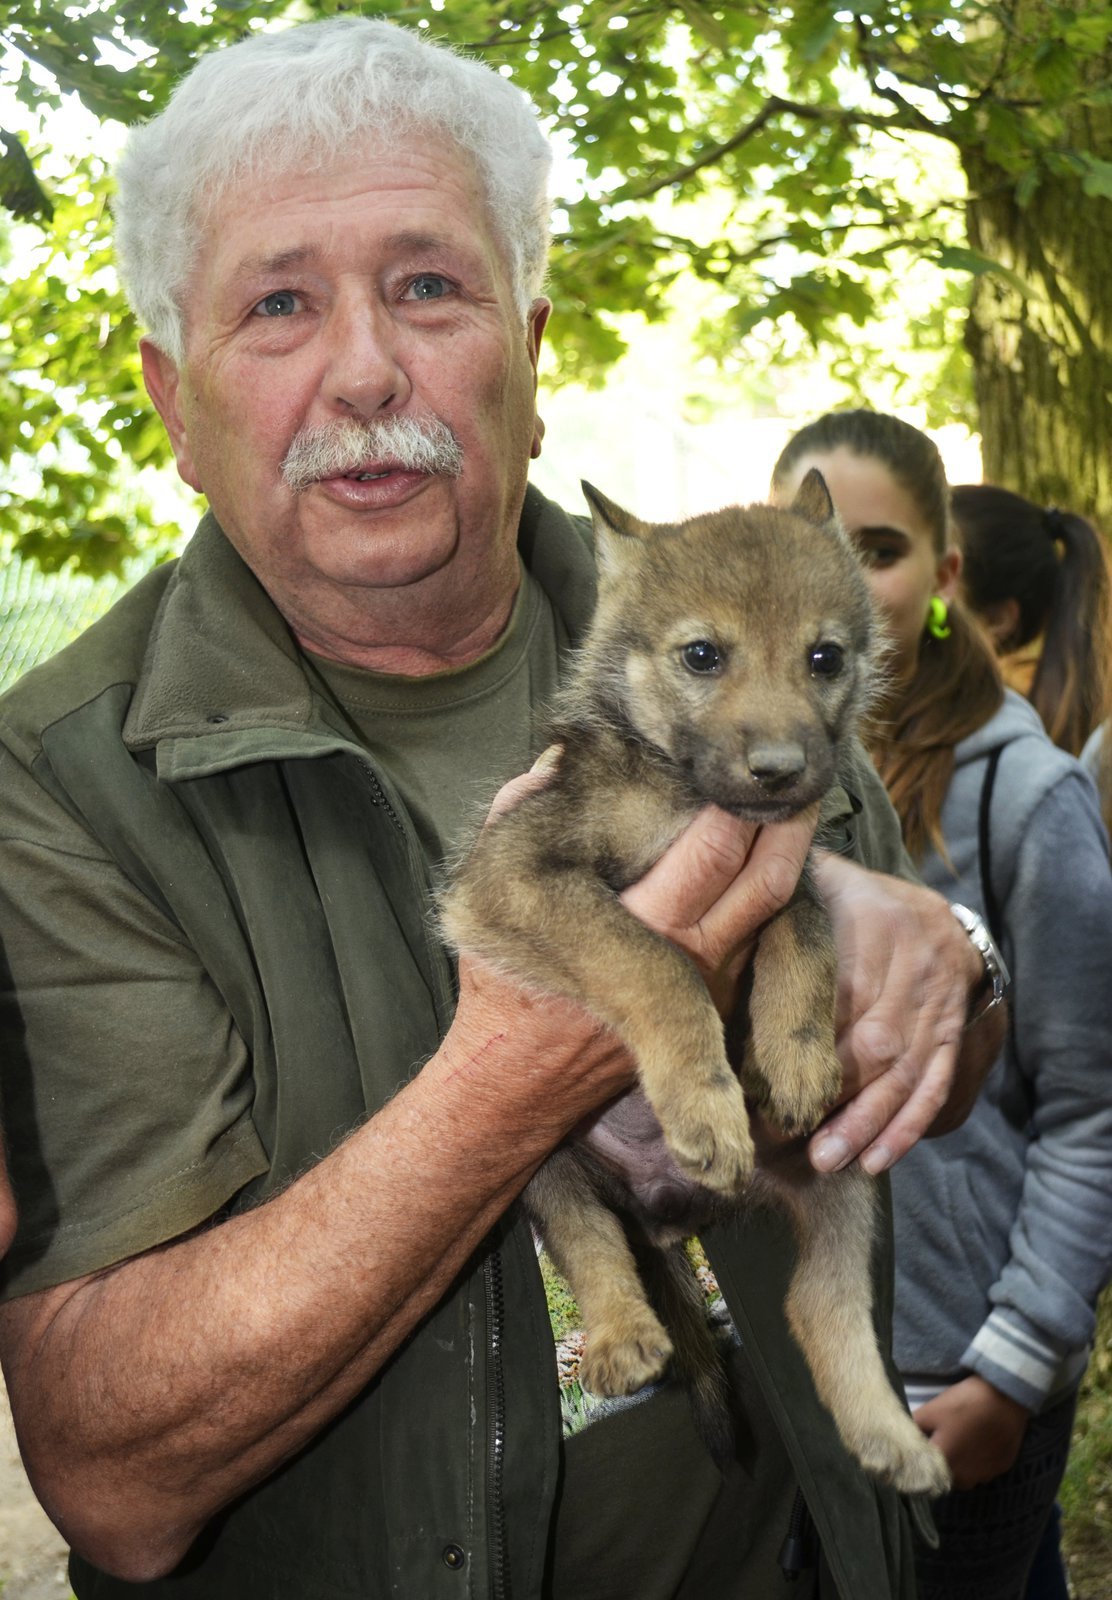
0, 19, 1001, 1600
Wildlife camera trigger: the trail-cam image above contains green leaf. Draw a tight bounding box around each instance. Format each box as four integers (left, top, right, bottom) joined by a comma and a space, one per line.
1079, 155, 1112, 201
0, 130, 53, 222
2, 0, 1112, 570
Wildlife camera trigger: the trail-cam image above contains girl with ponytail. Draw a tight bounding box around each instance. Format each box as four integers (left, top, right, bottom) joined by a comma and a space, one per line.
772, 411, 1112, 1600
954, 485, 1110, 760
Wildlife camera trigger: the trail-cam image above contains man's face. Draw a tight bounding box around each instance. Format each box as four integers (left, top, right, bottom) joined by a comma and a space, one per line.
143, 136, 549, 661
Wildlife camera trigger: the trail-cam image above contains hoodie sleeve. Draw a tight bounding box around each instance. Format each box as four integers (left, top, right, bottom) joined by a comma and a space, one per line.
961, 769, 1112, 1410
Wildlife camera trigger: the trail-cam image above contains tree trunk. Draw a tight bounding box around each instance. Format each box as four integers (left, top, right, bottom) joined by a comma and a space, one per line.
963, 103, 1112, 535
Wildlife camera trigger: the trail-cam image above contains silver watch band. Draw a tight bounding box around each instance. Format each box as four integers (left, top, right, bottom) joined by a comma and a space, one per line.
950, 902, 1010, 1024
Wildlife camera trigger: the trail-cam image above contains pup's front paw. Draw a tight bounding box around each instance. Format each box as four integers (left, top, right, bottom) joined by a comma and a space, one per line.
581, 1308, 673, 1396
846, 1412, 952, 1497
659, 1074, 755, 1194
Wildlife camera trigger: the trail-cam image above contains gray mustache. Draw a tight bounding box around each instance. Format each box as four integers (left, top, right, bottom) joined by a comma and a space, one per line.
281, 415, 463, 491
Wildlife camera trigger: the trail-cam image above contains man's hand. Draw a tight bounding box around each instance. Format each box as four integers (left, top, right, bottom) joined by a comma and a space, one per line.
914, 1376, 1030, 1490
490, 753, 819, 1024
621, 801, 820, 1015
475, 774, 1001, 1182
808, 854, 1003, 1175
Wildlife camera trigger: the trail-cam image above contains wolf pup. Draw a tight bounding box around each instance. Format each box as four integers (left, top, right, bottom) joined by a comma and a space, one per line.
440, 472, 949, 1495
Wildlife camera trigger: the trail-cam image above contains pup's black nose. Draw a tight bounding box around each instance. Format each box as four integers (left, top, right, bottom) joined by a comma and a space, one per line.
747, 742, 806, 789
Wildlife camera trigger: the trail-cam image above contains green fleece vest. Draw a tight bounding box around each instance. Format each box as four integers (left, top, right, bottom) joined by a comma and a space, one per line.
5, 486, 920, 1600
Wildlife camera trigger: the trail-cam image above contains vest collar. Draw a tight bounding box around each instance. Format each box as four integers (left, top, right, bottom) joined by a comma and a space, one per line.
122, 486, 597, 783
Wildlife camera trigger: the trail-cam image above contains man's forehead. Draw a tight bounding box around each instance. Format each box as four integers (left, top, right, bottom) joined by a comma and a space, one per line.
199, 138, 503, 280
209, 133, 483, 220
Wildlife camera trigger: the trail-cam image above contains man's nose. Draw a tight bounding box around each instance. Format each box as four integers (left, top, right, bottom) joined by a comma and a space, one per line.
326, 299, 412, 417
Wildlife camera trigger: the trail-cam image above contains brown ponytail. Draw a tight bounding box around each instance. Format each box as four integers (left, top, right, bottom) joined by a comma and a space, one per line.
955, 484, 1110, 757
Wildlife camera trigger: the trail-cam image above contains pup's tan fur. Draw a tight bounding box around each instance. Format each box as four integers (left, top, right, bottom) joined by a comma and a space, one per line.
441, 473, 949, 1494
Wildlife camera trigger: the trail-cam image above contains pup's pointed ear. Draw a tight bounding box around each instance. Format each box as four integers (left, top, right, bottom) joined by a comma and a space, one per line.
581, 480, 653, 577
581, 480, 652, 537
790, 467, 836, 528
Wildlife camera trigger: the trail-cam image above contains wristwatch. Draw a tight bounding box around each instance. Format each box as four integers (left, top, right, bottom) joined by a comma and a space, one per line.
950, 903, 1010, 1025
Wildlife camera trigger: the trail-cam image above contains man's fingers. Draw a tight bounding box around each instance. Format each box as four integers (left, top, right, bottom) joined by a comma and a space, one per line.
810, 1040, 958, 1173
833, 1012, 909, 1102
698, 805, 819, 946
622, 806, 761, 929
625, 803, 818, 937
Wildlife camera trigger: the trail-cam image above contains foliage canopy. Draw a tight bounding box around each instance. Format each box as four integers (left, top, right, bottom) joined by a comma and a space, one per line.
3, 1, 1111, 570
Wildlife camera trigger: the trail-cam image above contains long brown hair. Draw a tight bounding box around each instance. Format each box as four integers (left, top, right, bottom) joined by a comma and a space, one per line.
772, 410, 1003, 861
953, 483, 1110, 758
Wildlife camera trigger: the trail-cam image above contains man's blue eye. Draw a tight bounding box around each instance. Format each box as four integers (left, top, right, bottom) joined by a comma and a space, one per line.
256, 291, 298, 317
409, 275, 449, 300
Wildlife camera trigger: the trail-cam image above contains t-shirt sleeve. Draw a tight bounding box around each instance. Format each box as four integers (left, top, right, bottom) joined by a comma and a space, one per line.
0, 744, 268, 1300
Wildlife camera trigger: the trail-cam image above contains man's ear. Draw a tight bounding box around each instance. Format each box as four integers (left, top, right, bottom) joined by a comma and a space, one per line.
527, 297, 551, 371
140, 338, 202, 493
526, 298, 552, 460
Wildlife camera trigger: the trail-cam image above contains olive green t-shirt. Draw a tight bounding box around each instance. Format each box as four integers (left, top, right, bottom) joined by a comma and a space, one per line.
305, 564, 560, 866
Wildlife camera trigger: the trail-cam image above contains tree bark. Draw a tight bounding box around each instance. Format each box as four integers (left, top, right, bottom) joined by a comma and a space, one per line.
963, 102, 1112, 534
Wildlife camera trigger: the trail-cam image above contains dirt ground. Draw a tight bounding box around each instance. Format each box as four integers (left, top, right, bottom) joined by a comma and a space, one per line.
0, 1385, 70, 1599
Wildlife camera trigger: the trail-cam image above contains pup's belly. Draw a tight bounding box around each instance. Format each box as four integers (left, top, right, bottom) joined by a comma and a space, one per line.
575, 1085, 815, 1231
575, 1090, 719, 1227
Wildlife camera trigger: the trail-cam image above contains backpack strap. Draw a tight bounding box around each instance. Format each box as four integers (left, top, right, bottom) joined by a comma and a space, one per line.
976, 742, 1032, 1113
978, 744, 1005, 947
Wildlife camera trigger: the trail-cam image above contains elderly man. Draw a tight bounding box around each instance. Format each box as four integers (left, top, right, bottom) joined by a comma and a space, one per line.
0, 18, 1000, 1600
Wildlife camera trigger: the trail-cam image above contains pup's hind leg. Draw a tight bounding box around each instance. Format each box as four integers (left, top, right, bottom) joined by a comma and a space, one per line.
528, 1150, 673, 1397
779, 1164, 951, 1495
743, 872, 842, 1133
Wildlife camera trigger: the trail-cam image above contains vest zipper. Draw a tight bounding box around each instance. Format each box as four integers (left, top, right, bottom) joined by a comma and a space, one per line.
358, 744, 508, 1588
358, 759, 405, 832
485, 1248, 511, 1600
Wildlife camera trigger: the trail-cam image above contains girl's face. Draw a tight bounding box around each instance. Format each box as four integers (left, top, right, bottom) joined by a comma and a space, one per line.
775, 445, 961, 685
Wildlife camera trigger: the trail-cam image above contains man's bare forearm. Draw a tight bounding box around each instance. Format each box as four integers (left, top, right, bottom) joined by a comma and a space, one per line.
0, 982, 629, 1582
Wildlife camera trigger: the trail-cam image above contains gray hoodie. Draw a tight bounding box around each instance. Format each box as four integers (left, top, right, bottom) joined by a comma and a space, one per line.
892, 691, 1112, 1413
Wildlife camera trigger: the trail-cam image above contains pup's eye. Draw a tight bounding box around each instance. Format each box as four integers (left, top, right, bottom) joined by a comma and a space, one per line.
810, 642, 845, 678
681, 640, 722, 674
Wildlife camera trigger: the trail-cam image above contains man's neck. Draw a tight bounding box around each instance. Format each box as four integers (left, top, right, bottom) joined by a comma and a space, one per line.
287, 564, 522, 677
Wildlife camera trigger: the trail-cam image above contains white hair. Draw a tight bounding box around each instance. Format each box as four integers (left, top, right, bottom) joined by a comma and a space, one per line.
113, 17, 553, 363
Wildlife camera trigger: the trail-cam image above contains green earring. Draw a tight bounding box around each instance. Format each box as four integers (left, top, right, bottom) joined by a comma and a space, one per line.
927, 596, 952, 640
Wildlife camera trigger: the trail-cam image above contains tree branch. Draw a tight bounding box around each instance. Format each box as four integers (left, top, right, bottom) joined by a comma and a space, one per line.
615, 92, 955, 203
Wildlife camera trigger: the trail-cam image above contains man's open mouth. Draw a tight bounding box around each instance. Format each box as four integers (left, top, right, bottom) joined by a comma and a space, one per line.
281, 418, 463, 491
